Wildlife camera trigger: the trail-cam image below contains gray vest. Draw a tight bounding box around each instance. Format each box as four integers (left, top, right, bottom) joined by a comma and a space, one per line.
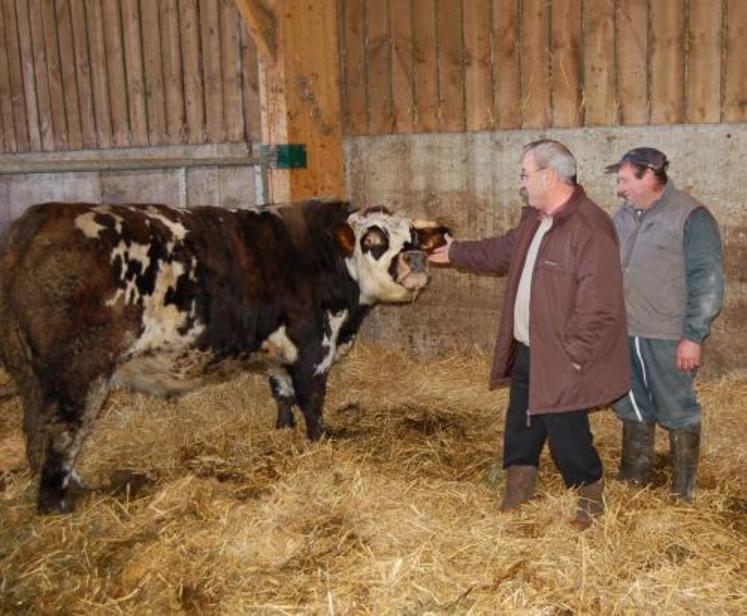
613, 183, 701, 339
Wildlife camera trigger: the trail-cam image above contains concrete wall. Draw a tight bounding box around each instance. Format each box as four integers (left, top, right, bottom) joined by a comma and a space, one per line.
346, 124, 747, 376
0, 145, 260, 235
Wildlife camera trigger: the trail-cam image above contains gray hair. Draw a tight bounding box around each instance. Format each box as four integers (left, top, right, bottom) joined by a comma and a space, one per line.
522, 139, 577, 185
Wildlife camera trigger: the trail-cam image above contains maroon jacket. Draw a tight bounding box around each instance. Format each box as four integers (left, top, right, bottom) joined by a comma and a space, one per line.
450, 186, 630, 414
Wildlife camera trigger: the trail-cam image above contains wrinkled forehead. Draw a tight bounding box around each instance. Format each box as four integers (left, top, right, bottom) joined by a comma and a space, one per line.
348, 210, 413, 242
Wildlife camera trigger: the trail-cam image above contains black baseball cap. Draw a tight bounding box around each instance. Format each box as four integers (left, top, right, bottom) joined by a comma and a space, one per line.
605, 147, 669, 174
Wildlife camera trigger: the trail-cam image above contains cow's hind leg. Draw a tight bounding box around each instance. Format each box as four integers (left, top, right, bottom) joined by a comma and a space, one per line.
34, 377, 110, 513
269, 369, 296, 429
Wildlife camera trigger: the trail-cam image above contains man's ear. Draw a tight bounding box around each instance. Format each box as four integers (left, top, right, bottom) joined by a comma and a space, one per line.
333, 222, 356, 256
414, 224, 451, 254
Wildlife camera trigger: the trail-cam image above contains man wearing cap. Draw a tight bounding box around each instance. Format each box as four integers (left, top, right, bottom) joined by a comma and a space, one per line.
606, 147, 724, 500
430, 139, 630, 529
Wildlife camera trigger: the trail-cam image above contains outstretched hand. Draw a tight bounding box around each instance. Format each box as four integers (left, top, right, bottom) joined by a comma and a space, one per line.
427, 234, 453, 264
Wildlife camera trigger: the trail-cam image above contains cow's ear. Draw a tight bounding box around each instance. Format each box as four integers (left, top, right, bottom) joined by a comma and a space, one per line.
415, 224, 451, 254
333, 222, 356, 256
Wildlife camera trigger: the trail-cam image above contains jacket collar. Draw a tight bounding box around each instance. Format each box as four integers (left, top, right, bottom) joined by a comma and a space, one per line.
543, 185, 586, 224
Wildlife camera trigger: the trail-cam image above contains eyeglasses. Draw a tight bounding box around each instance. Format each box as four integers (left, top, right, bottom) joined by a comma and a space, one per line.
520, 167, 546, 181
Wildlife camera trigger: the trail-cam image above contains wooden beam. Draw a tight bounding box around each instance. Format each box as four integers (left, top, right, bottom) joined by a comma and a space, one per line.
237, 0, 344, 202
233, 0, 277, 63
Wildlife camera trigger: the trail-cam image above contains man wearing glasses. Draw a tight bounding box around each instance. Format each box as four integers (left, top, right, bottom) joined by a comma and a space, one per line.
606, 147, 724, 501
429, 139, 630, 529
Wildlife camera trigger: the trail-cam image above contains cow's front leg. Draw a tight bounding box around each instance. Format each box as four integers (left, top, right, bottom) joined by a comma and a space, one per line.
268, 369, 296, 429
290, 365, 327, 440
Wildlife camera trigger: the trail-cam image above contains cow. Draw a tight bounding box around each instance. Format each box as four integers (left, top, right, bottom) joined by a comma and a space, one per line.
0, 200, 448, 513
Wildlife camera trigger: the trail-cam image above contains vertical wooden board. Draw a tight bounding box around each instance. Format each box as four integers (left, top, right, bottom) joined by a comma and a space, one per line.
3, 0, 29, 150
367, 0, 392, 134
16, 0, 41, 151
85, 0, 112, 148
240, 24, 260, 142
55, 0, 83, 149
102, 0, 130, 147
520, 0, 550, 128
463, 0, 493, 131
70, 0, 97, 148
160, 0, 184, 144
724, 0, 747, 122
412, 0, 438, 132
180, 0, 204, 143
0, 1, 17, 151
583, 0, 616, 126
436, 0, 464, 132
280, 0, 344, 199
492, 0, 520, 129
341, 0, 367, 134
617, 0, 648, 125
28, 0, 54, 149
551, 0, 582, 128
140, 0, 166, 145
41, 0, 69, 148
390, 0, 414, 133
650, 0, 684, 125
200, 0, 225, 143
220, 0, 243, 142
686, 0, 721, 123
121, 0, 148, 145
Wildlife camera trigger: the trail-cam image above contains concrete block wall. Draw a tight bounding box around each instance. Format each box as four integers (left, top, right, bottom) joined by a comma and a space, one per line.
0, 145, 259, 236
346, 124, 747, 377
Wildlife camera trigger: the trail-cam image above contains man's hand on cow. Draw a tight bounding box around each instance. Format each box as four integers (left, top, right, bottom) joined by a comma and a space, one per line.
427, 234, 453, 264
676, 339, 702, 371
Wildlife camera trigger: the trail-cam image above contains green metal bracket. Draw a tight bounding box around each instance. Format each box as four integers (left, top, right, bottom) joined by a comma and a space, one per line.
258, 143, 307, 169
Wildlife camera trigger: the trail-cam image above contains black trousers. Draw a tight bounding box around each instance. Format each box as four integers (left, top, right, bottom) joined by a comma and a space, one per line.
503, 343, 603, 487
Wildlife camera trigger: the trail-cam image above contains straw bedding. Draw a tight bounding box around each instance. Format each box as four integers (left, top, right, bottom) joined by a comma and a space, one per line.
0, 344, 745, 614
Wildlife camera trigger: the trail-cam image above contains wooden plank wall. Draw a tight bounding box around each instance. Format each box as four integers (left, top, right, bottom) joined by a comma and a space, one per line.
339, 0, 747, 136
0, 0, 261, 153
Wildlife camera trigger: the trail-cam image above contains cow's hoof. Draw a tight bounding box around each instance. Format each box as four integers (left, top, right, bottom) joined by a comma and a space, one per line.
275, 417, 296, 429
37, 490, 71, 515
306, 425, 326, 441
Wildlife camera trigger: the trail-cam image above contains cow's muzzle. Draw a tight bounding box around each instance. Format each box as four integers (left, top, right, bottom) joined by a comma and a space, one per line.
396, 250, 429, 290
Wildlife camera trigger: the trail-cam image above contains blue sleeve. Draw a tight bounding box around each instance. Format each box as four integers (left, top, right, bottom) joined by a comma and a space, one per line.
683, 207, 724, 343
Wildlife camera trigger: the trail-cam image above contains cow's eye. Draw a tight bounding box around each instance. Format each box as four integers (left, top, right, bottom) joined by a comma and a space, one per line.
361, 227, 389, 260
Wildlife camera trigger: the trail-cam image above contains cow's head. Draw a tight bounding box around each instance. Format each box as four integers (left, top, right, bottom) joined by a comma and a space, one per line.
336, 207, 450, 304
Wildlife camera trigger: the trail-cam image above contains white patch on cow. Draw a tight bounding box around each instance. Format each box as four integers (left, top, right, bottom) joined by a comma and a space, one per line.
314, 310, 348, 375
106, 240, 153, 305
127, 260, 205, 354
112, 348, 218, 396
74, 211, 106, 238
269, 368, 295, 398
261, 326, 298, 365
75, 206, 126, 238
145, 206, 188, 240
345, 210, 426, 304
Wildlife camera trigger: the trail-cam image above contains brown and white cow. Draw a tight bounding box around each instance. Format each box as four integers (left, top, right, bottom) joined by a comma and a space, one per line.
0, 200, 448, 512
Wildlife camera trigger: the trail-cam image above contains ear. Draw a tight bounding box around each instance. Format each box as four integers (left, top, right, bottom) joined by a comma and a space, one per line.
333, 222, 356, 257
414, 224, 451, 254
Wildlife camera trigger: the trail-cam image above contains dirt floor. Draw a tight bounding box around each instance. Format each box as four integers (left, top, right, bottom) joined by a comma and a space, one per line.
0, 344, 745, 614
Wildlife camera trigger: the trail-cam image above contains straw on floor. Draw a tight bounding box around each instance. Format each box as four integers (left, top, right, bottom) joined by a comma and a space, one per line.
0, 344, 745, 614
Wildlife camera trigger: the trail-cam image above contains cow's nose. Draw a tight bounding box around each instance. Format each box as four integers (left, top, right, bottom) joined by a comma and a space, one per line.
403, 250, 426, 271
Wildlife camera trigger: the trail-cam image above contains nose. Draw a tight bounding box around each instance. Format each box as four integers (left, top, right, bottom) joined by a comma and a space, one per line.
403, 250, 426, 271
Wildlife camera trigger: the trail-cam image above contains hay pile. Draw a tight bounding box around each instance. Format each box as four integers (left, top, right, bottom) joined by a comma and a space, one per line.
0, 344, 745, 614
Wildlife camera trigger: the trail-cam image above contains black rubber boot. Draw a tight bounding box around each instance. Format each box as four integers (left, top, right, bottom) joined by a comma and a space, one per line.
669, 423, 701, 501
499, 465, 538, 511
618, 419, 655, 485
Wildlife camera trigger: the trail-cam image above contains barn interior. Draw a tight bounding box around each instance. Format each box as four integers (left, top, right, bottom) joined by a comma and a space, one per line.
0, 1, 746, 613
